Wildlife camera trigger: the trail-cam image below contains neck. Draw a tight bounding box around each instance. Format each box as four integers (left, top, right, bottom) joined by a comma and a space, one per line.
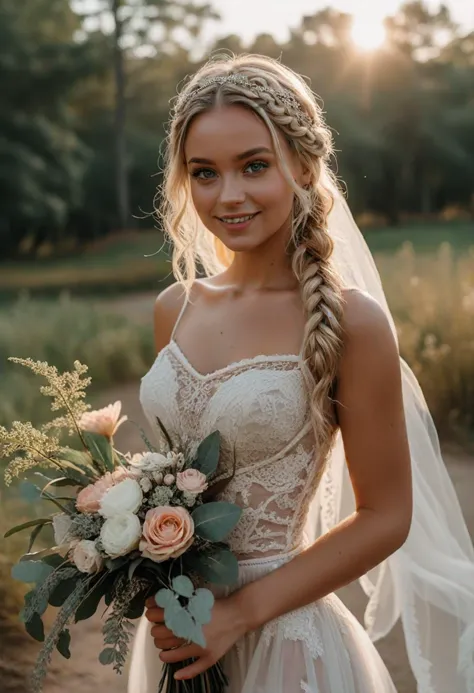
225, 228, 298, 292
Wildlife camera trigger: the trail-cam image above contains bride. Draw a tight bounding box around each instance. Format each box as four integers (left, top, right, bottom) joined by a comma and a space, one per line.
128, 54, 474, 692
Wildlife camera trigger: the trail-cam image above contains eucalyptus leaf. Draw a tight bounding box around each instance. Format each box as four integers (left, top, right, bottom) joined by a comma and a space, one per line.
172, 575, 194, 598
83, 431, 114, 472
25, 612, 44, 642
192, 502, 242, 542
188, 588, 214, 625
4, 517, 51, 539
193, 431, 221, 477
155, 588, 177, 609
99, 647, 116, 665
11, 560, 54, 585
187, 547, 239, 585
166, 607, 206, 647
57, 629, 71, 659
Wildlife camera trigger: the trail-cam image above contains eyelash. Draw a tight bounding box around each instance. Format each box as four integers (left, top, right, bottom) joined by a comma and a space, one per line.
191, 160, 269, 180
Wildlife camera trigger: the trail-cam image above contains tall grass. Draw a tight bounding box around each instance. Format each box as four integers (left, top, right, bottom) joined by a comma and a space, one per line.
376, 242, 474, 440
0, 292, 155, 427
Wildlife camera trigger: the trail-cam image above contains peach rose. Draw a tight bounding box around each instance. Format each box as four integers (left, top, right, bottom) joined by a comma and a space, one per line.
76, 474, 115, 513
139, 506, 194, 562
78, 400, 127, 439
176, 469, 208, 495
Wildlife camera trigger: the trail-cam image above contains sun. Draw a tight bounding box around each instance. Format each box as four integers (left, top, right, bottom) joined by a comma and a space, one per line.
351, 17, 386, 51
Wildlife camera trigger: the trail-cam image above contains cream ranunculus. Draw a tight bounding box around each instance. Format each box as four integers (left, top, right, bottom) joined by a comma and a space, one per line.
72, 540, 103, 574
176, 469, 208, 495
99, 478, 143, 518
100, 513, 142, 558
78, 400, 127, 439
139, 506, 194, 562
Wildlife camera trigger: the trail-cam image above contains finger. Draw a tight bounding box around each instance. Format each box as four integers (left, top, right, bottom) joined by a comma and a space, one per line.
153, 636, 185, 650
160, 644, 204, 664
174, 657, 214, 681
150, 624, 174, 639
145, 596, 156, 608
145, 607, 165, 623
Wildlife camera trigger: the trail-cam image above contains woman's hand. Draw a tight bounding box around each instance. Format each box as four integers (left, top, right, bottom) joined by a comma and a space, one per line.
145, 594, 248, 681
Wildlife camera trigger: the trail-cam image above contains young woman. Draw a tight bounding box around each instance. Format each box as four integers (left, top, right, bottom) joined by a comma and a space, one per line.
128, 54, 474, 693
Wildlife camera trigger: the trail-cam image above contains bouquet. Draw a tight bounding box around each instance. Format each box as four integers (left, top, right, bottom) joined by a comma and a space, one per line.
1, 358, 241, 693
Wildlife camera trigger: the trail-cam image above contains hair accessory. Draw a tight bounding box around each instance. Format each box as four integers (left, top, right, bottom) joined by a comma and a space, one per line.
180, 73, 314, 128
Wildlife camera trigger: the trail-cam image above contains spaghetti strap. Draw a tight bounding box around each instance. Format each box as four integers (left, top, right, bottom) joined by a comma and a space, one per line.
170, 287, 191, 341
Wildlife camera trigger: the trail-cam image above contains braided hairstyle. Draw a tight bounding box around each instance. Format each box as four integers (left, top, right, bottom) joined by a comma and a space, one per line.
159, 53, 345, 455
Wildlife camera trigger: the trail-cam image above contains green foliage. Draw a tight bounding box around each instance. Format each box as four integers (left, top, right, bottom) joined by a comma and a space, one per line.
193, 431, 221, 476
192, 502, 242, 542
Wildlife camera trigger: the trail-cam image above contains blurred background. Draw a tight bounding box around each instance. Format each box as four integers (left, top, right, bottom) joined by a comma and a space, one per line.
1, 1, 473, 691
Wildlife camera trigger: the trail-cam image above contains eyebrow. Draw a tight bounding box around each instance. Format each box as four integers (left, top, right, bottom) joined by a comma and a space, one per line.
187, 146, 273, 165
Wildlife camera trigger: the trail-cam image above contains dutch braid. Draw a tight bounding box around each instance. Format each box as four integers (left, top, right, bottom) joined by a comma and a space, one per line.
160, 53, 345, 455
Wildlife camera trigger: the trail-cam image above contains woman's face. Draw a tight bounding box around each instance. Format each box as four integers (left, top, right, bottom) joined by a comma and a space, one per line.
184, 104, 307, 254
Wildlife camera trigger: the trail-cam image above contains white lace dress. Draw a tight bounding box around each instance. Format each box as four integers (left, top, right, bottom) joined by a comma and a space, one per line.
128, 336, 397, 693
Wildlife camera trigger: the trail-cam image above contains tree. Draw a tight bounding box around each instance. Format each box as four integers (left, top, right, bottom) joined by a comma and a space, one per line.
74, 0, 219, 230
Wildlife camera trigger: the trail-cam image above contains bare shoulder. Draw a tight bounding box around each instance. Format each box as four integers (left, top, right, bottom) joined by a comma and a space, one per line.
340, 288, 397, 356
153, 282, 187, 354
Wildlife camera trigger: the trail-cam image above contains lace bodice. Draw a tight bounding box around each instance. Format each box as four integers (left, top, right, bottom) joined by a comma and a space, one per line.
140, 339, 324, 559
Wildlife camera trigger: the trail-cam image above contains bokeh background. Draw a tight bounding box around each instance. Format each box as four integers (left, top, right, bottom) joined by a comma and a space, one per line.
1, 1, 473, 691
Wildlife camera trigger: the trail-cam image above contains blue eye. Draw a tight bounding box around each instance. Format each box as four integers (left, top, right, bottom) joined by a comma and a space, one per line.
245, 161, 268, 174
191, 168, 216, 180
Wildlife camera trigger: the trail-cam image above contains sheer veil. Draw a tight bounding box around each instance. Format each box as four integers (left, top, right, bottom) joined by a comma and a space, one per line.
304, 176, 474, 692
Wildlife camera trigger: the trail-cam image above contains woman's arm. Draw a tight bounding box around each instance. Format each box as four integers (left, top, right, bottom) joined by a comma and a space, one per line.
148, 289, 413, 680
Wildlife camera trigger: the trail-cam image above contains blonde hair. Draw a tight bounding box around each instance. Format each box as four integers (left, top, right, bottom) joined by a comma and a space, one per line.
158, 53, 345, 454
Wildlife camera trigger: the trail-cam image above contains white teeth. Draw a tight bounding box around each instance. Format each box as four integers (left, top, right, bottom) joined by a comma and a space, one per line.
220, 214, 255, 224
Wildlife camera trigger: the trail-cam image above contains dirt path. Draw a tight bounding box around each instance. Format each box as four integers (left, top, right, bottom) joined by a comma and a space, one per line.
13, 380, 473, 693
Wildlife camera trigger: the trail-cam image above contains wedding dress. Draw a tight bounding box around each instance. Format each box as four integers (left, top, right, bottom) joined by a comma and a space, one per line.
127, 302, 398, 693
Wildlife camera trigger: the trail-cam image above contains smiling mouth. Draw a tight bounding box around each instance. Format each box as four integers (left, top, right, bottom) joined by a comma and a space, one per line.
217, 213, 259, 224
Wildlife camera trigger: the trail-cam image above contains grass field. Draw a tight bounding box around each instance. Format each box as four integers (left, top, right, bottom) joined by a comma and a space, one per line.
0, 221, 472, 300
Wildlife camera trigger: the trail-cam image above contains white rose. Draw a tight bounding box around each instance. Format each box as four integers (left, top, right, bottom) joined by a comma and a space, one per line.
130, 452, 171, 473
99, 478, 143, 518
73, 540, 103, 574
100, 513, 142, 558
52, 513, 73, 546
164, 474, 175, 486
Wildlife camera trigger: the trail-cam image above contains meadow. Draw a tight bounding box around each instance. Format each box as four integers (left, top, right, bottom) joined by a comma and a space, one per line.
0, 220, 473, 692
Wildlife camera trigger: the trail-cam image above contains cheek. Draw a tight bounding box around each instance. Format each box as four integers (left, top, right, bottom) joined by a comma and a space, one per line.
257, 170, 294, 217
189, 181, 216, 215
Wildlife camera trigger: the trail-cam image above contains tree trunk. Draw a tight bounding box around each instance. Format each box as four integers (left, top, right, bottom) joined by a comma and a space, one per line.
112, 0, 130, 230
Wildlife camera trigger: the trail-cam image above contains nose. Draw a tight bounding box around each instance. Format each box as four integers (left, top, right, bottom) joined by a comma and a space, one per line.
219, 173, 246, 206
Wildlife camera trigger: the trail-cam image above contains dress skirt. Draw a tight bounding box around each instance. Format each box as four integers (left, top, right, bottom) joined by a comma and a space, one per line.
127, 548, 397, 693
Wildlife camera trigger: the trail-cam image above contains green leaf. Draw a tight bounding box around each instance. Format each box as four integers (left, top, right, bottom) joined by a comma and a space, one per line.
40, 554, 66, 568
188, 588, 214, 625
192, 502, 242, 542
57, 629, 71, 659
128, 557, 144, 582
20, 547, 62, 562
105, 556, 128, 572
20, 589, 48, 622
75, 575, 113, 622
172, 575, 194, 598
27, 523, 48, 553
124, 591, 146, 620
25, 612, 44, 642
187, 547, 239, 585
4, 518, 51, 539
82, 431, 114, 472
11, 560, 54, 585
49, 575, 81, 607
41, 476, 81, 492
99, 647, 116, 665
193, 431, 221, 477
20, 481, 42, 502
